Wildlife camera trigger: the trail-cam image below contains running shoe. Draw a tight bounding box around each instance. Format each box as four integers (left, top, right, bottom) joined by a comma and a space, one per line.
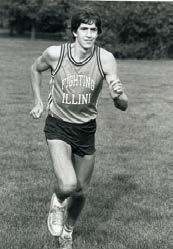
59, 235, 73, 249
47, 193, 66, 236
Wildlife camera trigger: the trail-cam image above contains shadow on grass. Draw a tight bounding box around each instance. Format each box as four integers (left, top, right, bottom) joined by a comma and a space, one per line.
74, 173, 168, 249
75, 174, 138, 245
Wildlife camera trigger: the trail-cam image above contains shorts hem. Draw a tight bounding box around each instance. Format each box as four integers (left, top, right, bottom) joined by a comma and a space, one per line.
44, 133, 95, 157
73, 149, 96, 157
44, 133, 71, 146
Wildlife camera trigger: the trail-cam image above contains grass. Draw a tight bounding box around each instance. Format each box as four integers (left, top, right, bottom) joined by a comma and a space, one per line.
0, 37, 172, 249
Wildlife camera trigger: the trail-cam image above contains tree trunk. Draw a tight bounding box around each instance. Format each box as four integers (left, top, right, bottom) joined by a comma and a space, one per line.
31, 24, 36, 40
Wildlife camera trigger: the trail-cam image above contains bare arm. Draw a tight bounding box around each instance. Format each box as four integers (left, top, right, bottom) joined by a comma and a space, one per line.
30, 46, 60, 119
101, 49, 128, 111
31, 53, 50, 102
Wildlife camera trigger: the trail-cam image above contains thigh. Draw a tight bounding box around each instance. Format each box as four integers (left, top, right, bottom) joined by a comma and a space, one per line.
73, 153, 95, 191
47, 139, 77, 186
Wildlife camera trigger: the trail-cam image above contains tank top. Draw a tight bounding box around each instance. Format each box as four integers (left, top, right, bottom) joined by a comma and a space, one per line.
47, 43, 104, 123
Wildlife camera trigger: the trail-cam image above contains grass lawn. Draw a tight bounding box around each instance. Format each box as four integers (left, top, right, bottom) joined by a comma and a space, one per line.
0, 38, 172, 249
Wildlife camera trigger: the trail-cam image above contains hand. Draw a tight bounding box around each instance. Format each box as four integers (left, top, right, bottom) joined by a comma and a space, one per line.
30, 102, 44, 119
109, 80, 124, 99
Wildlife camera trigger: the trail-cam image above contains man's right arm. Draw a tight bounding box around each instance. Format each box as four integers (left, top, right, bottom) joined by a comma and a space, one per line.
30, 46, 60, 119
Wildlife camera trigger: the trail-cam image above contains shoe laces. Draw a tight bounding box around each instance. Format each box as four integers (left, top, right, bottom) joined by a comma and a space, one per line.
51, 206, 65, 225
59, 236, 73, 249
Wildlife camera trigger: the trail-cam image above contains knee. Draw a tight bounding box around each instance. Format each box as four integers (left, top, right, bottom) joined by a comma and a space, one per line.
74, 183, 89, 198
76, 179, 90, 194
71, 189, 86, 200
59, 179, 77, 196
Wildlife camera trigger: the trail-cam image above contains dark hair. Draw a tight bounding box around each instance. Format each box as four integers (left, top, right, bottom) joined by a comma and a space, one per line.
71, 8, 102, 36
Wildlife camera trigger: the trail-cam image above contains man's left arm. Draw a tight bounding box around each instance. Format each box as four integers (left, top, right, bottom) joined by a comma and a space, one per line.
101, 49, 128, 111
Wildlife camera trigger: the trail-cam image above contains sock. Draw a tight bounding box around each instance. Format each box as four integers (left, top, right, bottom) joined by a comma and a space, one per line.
61, 224, 74, 239
54, 193, 67, 207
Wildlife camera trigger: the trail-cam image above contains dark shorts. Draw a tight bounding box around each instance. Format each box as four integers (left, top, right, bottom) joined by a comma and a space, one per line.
44, 115, 96, 157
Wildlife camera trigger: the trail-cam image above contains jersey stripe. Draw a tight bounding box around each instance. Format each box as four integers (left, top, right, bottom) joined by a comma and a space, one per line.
47, 92, 53, 110
48, 93, 52, 103
51, 44, 65, 76
96, 46, 105, 78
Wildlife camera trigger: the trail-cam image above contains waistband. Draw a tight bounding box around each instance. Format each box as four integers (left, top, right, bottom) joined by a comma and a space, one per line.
48, 111, 96, 126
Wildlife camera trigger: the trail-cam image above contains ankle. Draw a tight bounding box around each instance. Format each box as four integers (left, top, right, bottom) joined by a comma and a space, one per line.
54, 190, 67, 203
53, 193, 67, 207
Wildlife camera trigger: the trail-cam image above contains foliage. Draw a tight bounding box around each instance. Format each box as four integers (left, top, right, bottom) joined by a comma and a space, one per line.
64, 1, 172, 59
0, 0, 172, 59
3, 0, 69, 35
92, 1, 173, 59
36, 2, 68, 33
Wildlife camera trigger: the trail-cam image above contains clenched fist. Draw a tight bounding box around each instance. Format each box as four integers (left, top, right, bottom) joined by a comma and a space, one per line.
109, 80, 124, 99
30, 102, 44, 119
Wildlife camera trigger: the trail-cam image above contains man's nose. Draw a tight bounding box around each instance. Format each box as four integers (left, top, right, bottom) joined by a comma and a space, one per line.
86, 29, 92, 37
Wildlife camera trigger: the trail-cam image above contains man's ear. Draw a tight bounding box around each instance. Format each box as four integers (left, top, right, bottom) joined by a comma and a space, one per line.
73, 32, 77, 38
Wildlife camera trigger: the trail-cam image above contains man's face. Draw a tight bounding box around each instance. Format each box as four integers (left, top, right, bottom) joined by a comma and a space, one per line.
73, 22, 98, 49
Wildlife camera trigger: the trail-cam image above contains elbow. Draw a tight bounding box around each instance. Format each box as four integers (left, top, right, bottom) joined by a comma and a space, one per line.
31, 64, 35, 77
31, 63, 41, 78
31, 63, 36, 73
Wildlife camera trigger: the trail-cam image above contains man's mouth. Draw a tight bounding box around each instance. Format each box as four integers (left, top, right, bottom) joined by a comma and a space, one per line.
84, 40, 93, 43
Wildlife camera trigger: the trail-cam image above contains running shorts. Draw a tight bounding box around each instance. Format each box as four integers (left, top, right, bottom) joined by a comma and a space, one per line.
44, 114, 96, 157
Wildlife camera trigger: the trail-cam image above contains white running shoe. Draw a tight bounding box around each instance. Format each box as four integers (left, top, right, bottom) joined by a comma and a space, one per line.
47, 193, 66, 236
59, 225, 73, 249
59, 235, 73, 249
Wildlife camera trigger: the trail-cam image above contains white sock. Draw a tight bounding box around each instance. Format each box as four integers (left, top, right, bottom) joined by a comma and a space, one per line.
54, 193, 67, 207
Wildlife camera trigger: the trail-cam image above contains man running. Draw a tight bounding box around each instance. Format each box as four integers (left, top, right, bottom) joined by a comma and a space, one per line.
30, 8, 128, 249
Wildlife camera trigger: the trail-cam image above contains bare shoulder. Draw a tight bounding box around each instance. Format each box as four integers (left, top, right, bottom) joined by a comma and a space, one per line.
99, 47, 117, 75
100, 47, 116, 65
42, 45, 62, 69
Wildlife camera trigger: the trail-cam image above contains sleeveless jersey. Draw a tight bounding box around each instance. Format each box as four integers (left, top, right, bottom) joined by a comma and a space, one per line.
47, 43, 104, 124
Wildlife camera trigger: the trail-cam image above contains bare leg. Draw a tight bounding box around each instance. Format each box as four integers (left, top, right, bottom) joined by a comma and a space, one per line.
47, 140, 77, 201
47, 140, 95, 238
47, 140, 78, 237
65, 153, 95, 228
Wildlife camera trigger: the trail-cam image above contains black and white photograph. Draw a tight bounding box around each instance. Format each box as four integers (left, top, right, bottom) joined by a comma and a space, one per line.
0, 0, 172, 249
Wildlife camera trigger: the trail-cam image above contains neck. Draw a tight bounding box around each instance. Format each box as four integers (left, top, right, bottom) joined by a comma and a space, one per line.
71, 41, 94, 62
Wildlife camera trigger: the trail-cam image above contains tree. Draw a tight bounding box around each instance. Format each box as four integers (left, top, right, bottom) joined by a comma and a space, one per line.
5, 0, 69, 39
36, 1, 69, 34
1, 0, 172, 58
90, 1, 173, 59
6, 0, 44, 37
